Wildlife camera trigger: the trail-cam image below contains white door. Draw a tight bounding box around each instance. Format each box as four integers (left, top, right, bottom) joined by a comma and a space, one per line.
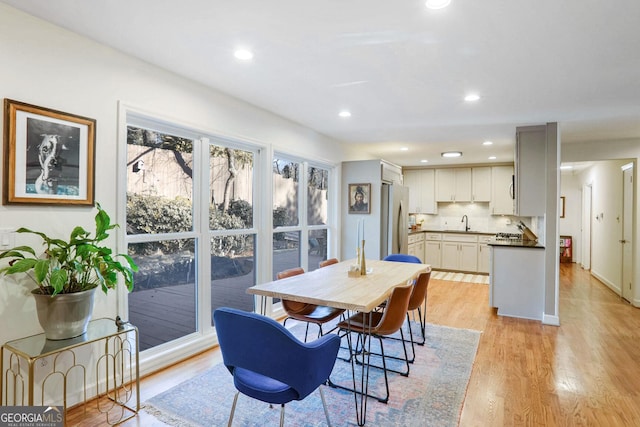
621, 165, 634, 302
581, 184, 592, 270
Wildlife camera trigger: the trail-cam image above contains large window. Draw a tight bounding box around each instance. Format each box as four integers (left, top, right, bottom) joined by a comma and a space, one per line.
272, 156, 331, 279
125, 126, 197, 351
122, 110, 334, 355
209, 144, 257, 317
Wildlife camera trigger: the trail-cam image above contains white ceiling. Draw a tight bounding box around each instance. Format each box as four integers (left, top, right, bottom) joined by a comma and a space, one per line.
3, 0, 640, 167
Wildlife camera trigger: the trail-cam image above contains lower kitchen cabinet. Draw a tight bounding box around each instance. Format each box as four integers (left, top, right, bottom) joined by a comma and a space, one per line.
408, 232, 425, 262
441, 232, 478, 272
424, 240, 441, 268
477, 235, 492, 273
420, 231, 495, 273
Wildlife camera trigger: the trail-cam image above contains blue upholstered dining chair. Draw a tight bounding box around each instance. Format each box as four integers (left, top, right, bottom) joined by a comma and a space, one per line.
383, 253, 422, 264
213, 307, 341, 427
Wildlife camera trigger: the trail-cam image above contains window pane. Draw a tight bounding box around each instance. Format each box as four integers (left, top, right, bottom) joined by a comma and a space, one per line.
273, 158, 299, 227
211, 234, 256, 321
126, 126, 193, 234
308, 229, 328, 272
307, 166, 328, 226
273, 231, 300, 280
128, 238, 196, 351
209, 145, 254, 230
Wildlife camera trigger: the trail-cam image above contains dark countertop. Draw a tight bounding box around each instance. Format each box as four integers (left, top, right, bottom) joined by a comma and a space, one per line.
409, 229, 495, 236
488, 238, 545, 249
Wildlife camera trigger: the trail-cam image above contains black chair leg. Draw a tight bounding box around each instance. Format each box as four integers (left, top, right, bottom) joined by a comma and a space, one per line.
329, 332, 389, 404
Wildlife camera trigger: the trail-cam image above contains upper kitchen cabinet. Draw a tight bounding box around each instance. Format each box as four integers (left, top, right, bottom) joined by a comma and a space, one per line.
471, 167, 491, 202
436, 168, 471, 202
490, 165, 514, 215
515, 126, 546, 216
381, 160, 403, 185
404, 169, 436, 214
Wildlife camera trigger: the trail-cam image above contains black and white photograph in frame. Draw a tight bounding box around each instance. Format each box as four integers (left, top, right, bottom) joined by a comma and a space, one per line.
3, 99, 95, 205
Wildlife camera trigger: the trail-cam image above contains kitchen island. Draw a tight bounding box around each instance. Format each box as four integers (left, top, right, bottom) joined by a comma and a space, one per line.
488, 238, 545, 321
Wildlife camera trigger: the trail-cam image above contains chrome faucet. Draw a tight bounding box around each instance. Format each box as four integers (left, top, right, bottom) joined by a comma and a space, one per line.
461, 215, 470, 232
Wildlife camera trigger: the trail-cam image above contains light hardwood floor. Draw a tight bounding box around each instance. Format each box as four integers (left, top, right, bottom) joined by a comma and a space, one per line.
67, 263, 640, 426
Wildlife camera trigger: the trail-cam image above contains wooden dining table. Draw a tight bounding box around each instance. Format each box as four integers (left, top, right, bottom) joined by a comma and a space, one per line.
247, 258, 429, 426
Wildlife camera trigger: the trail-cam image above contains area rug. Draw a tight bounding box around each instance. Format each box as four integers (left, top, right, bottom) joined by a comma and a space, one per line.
431, 270, 490, 285
143, 320, 481, 427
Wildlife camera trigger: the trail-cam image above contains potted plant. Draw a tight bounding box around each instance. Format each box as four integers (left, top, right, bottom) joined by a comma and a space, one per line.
0, 203, 138, 340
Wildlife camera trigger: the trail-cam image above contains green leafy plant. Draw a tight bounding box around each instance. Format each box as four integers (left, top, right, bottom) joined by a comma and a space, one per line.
0, 203, 138, 296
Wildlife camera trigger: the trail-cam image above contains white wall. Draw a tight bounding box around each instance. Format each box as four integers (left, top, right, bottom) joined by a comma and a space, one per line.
0, 5, 348, 346
562, 139, 639, 306
574, 160, 628, 293
559, 173, 583, 264
341, 160, 383, 260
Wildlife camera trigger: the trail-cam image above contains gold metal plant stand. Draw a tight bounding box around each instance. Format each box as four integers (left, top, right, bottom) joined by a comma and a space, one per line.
1, 318, 140, 425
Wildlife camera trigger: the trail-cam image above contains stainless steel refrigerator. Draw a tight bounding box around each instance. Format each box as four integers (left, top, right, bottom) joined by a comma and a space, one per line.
380, 182, 409, 259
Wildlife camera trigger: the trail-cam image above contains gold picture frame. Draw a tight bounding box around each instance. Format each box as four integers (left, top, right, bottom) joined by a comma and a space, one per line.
348, 183, 371, 214
3, 99, 95, 205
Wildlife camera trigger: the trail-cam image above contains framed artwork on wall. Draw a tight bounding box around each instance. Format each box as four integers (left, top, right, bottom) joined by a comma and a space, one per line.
3, 99, 96, 206
559, 196, 565, 218
348, 183, 371, 214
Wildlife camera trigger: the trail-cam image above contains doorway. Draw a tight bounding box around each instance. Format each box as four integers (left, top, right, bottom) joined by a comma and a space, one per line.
581, 184, 592, 271
621, 163, 634, 302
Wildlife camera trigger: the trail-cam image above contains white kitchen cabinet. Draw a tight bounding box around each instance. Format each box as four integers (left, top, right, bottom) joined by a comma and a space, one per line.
471, 167, 491, 202
436, 168, 471, 202
490, 165, 514, 215
424, 233, 442, 268
477, 235, 492, 273
404, 169, 436, 214
441, 233, 478, 272
408, 233, 425, 262
515, 126, 546, 216
404, 171, 420, 212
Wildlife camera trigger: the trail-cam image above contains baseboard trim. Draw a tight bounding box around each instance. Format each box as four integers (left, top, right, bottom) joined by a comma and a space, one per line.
591, 270, 621, 295
542, 313, 560, 326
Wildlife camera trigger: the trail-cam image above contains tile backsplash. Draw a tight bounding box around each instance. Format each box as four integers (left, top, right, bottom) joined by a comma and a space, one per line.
411, 202, 531, 234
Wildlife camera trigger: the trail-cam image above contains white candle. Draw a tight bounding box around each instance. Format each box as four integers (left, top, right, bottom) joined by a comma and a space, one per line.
362, 219, 365, 241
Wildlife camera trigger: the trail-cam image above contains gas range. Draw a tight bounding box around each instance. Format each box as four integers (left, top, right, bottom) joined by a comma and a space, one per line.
494, 232, 523, 241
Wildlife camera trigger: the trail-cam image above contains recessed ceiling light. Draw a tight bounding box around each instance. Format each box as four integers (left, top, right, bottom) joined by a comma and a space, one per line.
234, 49, 254, 60
441, 151, 462, 158
464, 94, 480, 102
338, 111, 351, 118
426, 0, 451, 10
483, 141, 493, 146
400, 147, 409, 151
420, 159, 429, 163
560, 165, 573, 170
488, 156, 497, 160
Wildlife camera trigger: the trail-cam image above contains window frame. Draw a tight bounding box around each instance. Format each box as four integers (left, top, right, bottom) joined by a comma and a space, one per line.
117, 103, 337, 372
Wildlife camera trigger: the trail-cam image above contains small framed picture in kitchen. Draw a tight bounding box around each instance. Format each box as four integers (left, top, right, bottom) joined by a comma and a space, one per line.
348, 183, 371, 214
3, 99, 96, 206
